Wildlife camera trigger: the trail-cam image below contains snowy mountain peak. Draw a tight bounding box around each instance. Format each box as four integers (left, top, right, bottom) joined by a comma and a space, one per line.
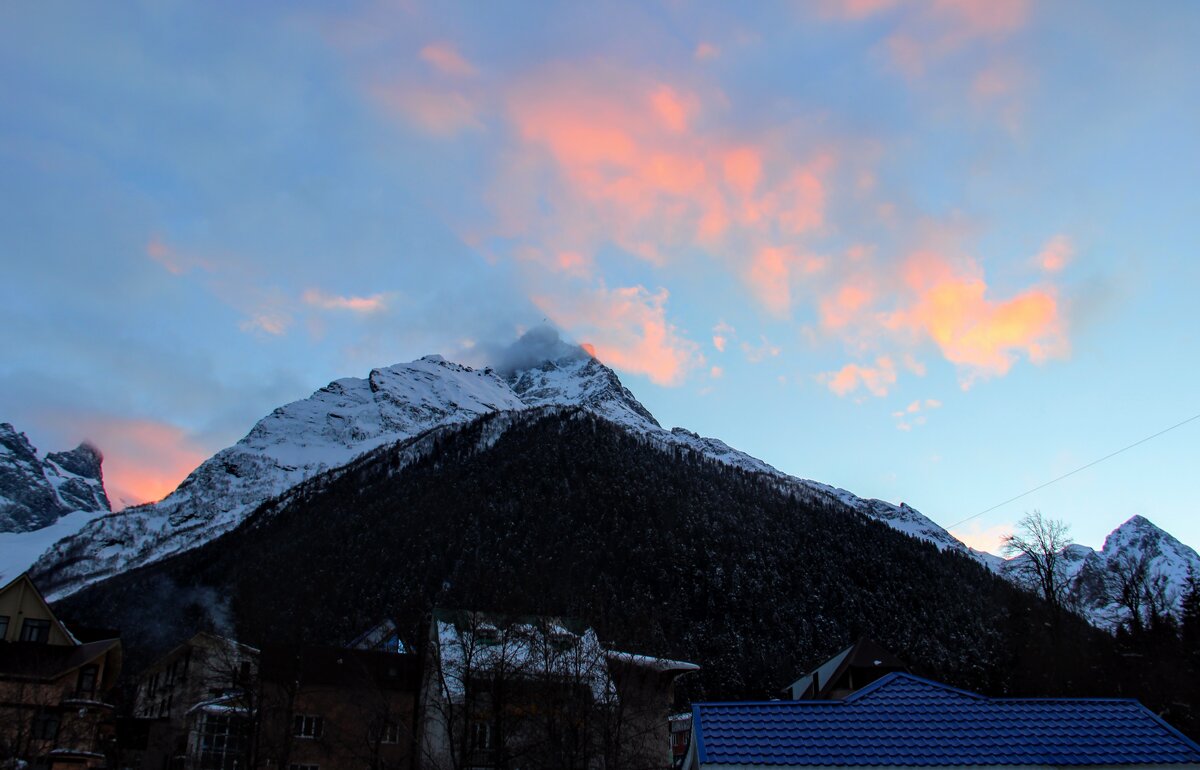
0, 422, 110, 534
26, 331, 975, 597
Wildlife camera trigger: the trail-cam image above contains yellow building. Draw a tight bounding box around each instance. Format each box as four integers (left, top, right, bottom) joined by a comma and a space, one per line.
0, 572, 122, 769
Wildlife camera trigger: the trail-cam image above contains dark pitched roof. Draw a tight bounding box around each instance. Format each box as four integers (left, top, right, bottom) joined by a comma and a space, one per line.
694, 672, 1200, 767
0, 639, 120, 682
784, 638, 907, 700
260, 644, 420, 691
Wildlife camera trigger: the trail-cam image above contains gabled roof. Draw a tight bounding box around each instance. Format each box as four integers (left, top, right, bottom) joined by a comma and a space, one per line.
0, 638, 121, 682
0, 572, 81, 646
260, 644, 420, 691
693, 672, 1200, 767
784, 638, 907, 700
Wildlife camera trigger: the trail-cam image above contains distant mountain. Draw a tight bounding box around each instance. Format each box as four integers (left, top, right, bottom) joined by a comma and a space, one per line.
29, 330, 964, 598
0, 422, 109, 533
1002, 515, 1200, 629
53, 405, 1084, 702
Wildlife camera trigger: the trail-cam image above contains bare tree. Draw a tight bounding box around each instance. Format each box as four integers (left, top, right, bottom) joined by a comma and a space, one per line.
1002, 511, 1074, 612
1109, 553, 1175, 634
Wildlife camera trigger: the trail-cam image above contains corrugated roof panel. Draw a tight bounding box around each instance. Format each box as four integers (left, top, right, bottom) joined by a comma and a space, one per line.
694, 673, 1200, 766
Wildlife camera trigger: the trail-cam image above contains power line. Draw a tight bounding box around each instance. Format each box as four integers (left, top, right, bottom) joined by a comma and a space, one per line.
945, 410, 1200, 531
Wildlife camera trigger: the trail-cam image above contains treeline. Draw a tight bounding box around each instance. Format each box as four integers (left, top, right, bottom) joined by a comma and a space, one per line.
54, 408, 1198, 737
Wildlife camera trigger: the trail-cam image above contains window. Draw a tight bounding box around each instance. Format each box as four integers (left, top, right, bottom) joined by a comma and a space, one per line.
19, 618, 51, 643
76, 664, 99, 698
194, 712, 248, 770
0, 615, 9, 639
293, 714, 323, 739
372, 721, 402, 744
32, 711, 60, 741
471, 720, 493, 750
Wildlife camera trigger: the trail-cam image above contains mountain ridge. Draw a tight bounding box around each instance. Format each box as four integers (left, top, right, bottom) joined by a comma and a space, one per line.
0, 422, 109, 534
26, 334, 963, 598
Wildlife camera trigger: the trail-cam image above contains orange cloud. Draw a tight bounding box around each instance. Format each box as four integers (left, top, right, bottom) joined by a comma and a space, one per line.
820, 356, 897, 397
533, 284, 699, 386
48, 417, 209, 509
498, 64, 838, 274
1035, 234, 1073, 272
302, 288, 387, 313
891, 250, 1065, 386
419, 42, 476, 77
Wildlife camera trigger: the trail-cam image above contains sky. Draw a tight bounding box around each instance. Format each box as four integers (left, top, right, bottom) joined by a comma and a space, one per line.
2, 1, 1198, 554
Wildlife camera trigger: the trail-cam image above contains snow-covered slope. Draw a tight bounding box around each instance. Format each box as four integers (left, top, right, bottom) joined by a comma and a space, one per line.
30, 335, 970, 598
0, 422, 109, 533
1001, 515, 1200, 628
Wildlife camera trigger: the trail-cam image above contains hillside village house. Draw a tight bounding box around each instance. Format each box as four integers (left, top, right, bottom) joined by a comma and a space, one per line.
125, 621, 417, 770
255, 644, 421, 770
0, 573, 122, 770
420, 609, 698, 770
129, 631, 260, 770
781, 637, 908, 701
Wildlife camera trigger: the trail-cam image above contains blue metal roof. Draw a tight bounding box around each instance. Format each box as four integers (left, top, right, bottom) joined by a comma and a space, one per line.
693, 672, 1200, 766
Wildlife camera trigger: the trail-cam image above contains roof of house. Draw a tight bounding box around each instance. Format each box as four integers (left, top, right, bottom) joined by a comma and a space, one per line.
259, 644, 421, 691
692, 672, 1200, 767
0, 638, 121, 682
784, 638, 907, 700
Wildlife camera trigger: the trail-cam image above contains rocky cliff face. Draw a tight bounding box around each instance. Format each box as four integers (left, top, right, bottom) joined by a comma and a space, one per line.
0, 423, 109, 533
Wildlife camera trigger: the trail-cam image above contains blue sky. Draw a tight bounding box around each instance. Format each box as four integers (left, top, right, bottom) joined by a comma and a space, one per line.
2, 1, 1198, 553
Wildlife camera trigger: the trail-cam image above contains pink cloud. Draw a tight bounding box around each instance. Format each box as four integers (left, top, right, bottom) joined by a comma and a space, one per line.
497, 63, 838, 274
1035, 234, 1074, 272
532, 284, 699, 386
239, 312, 291, 336
819, 282, 875, 330
746, 246, 827, 316
712, 320, 735, 352
419, 42, 476, 77
951, 520, 1013, 554
694, 42, 720, 60
741, 336, 782, 363
819, 0, 902, 20
146, 236, 211, 275
302, 288, 387, 313
36, 415, 210, 509
820, 356, 897, 397
370, 83, 482, 136
887, 0, 1030, 79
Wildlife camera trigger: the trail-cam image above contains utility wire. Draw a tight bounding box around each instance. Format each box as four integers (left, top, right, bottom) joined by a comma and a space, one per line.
945, 410, 1200, 530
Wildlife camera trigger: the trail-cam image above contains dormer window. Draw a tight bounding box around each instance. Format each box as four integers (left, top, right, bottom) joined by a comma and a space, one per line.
19, 618, 50, 643
0, 615, 9, 640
